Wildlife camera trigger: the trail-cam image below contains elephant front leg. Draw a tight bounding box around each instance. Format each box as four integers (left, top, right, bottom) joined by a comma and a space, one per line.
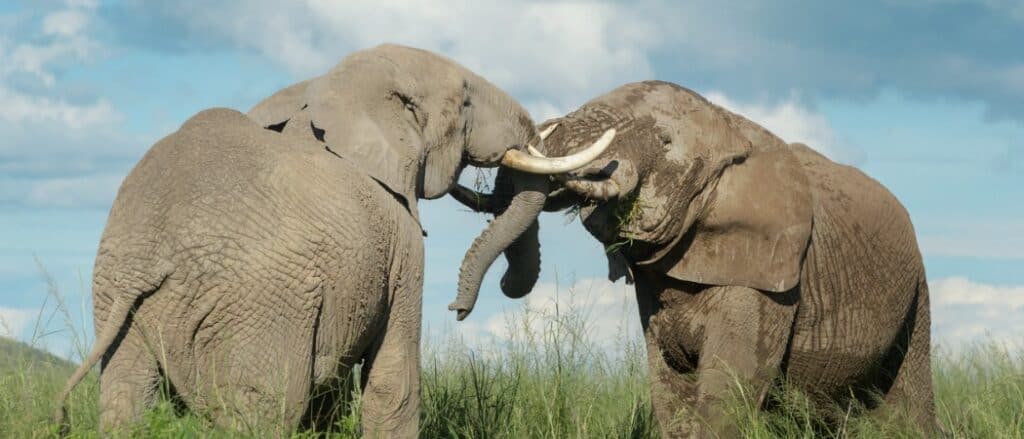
635, 277, 700, 438
690, 285, 797, 438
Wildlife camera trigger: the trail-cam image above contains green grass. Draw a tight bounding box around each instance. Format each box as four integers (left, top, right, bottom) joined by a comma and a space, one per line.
2, 278, 1022, 438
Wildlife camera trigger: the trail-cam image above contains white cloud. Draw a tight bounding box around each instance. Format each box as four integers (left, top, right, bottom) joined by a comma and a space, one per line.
0, 0, 131, 209
704, 91, 858, 163
146, 0, 659, 109
0, 307, 34, 338
42, 9, 91, 37
24, 174, 125, 208
0, 86, 120, 128
1, 1, 100, 87
458, 278, 642, 352
0, 0, 116, 129
930, 276, 1024, 349
919, 219, 1024, 260
447, 275, 1024, 355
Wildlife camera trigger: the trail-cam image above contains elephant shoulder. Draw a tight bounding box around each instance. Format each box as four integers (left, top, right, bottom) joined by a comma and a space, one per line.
247, 78, 317, 128
789, 143, 920, 262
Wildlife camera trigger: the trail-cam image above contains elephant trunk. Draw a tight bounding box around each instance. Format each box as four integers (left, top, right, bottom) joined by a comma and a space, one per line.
449, 170, 549, 320
498, 220, 540, 299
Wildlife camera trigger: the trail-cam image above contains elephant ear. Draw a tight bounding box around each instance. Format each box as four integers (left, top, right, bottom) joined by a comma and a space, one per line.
247, 78, 316, 129
654, 146, 813, 292
309, 73, 424, 220
419, 85, 471, 199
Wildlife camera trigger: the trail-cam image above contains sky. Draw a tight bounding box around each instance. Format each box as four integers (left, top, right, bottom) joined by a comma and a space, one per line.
0, 0, 1022, 359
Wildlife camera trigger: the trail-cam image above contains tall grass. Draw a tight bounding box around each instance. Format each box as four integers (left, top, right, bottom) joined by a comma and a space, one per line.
1, 270, 1022, 437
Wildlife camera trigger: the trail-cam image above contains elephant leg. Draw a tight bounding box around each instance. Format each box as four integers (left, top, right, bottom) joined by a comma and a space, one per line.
359, 232, 423, 438
198, 282, 322, 433
880, 279, 936, 433
203, 335, 316, 434
635, 279, 699, 438
301, 364, 357, 431
691, 285, 797, 438
99, 323, 161, 432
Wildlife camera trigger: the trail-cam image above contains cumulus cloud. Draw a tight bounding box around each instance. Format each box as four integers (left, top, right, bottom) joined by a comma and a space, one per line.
105, 0, 658, 109
0, 86, 120, 128
0, 0, 103, 86
23, 174, 125, 208
919, 219, 1024, 260
448, 276, 1024, 354
0, 0, 136, 208
0, 307, 34, 338
454, 278, 642, 352
930, 276, 1024, 349
0, 0, 115, 126
97, 0, 1024, 124
704, 91, 859, 163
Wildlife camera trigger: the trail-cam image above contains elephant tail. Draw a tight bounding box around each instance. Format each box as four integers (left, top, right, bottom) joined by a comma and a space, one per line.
53, 262, 173, 433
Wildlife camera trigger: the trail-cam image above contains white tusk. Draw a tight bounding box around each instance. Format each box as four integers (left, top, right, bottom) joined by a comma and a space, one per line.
500, 128, 616, 174
539, 123, 559, 140
524, 123, 559, 157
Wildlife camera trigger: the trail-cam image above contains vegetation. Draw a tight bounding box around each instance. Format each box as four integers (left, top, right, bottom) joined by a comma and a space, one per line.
2, 278, 1022, 438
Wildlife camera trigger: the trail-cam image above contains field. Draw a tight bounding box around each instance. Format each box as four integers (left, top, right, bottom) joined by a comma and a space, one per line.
2, 283, 1022, 438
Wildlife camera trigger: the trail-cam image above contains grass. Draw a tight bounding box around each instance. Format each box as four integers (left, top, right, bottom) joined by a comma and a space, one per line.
2, 274, 1022, 437
604, 191, 643, 254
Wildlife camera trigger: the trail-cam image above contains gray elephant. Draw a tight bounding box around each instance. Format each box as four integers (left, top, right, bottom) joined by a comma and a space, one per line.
452, 81, 935, 437
54, 44, 610, 436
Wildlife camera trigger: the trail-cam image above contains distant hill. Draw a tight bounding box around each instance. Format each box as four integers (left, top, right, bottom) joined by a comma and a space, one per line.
0, 336, 75, 374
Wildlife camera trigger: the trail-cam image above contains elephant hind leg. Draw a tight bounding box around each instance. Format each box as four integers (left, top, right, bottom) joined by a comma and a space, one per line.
359, 311, 421, 439
300, 365, 358, 432
359, 227, 423, 438
879, 277, 937, 433
202, 348, 316, 435
98, 322, 162, 432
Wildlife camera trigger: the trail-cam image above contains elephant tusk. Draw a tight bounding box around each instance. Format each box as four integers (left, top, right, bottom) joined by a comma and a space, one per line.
501, 128, 615, 174
539, 123, 559, 140
524, 123, 559, 157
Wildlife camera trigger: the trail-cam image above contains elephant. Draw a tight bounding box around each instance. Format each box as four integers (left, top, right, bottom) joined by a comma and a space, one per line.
451, 80, 936, 437
53, 44, 611, 436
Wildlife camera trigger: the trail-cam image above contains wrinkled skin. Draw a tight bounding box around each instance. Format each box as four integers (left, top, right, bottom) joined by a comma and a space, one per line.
472, 81, 935, 437
55, 44, 550, 437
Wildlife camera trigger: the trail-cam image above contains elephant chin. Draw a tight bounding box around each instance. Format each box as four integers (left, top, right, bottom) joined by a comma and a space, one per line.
449, 171, 549, 320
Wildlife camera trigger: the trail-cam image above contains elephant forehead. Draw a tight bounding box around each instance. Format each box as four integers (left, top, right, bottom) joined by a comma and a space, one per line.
545, 106, 629, 153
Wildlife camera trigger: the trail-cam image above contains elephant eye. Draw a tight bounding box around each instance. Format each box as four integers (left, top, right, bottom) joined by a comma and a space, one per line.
391, 91, 425, 127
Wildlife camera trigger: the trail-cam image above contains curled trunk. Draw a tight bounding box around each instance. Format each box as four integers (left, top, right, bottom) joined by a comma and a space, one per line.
449, 169, 549, 320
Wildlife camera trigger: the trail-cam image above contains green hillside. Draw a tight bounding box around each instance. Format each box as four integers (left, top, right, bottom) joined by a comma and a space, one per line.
0, 336, 75, 374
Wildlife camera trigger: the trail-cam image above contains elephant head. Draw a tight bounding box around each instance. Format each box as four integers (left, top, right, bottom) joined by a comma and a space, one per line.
246, 44, 612, 321
454, 80, 813, 302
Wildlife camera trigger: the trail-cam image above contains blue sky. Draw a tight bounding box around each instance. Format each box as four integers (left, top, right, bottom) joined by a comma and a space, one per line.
1, 0, 1021, 357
